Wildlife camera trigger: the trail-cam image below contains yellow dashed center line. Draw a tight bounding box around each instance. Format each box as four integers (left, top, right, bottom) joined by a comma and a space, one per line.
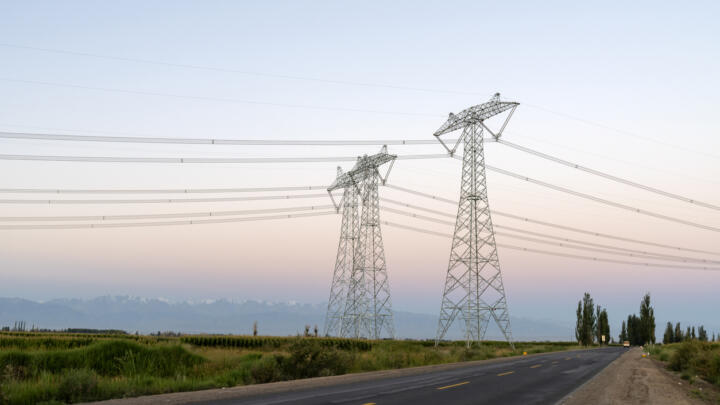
497, 371, 515, 376
565, 357, 571, 360
361, 403, 376, 405
530, 364, 542, 369
436, 381, 470, 390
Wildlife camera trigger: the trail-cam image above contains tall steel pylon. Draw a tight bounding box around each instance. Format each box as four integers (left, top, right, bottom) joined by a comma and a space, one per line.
434, 93, 519, 348
324, 146, 397, 339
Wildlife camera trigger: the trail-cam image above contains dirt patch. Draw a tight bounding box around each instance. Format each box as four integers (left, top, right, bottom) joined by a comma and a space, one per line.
559, 347, 718, 405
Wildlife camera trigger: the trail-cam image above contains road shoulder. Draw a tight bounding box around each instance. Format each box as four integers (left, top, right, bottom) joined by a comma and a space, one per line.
558, 347, 713, 405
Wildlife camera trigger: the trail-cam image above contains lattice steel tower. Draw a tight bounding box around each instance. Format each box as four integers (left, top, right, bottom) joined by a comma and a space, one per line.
324, 146, 396, 339
434, 93, 518, 348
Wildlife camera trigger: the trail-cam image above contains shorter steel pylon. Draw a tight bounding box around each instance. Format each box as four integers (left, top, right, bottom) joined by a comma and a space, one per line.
323, 146, 396, 339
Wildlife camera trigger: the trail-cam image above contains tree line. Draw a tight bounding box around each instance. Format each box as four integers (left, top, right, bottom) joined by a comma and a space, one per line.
576, 292, 658, 346
662, 322, 717, 344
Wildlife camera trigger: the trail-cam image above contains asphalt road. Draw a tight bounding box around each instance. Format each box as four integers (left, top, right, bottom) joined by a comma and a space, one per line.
196, 347, 626, 405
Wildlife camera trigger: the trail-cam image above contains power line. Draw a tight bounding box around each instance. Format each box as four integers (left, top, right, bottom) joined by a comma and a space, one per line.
380, 206, 720, 265
480, 162, 720, 233
0, 204, 334, 222
381, 220, 720, 272
0, 210, 337, 230
3, 43, 715, 161
521, 103, 720, 161
383, 184, 720, 257
0, 185, 329, 194
0, 153, 449, 164
493, 224, 720, 265
380, 198, 720, 264
0, 131, 465, 146
497, 139, 720, 211
0, 78, 442, 118
0, 192, 331, 205
0, 43, 489, 97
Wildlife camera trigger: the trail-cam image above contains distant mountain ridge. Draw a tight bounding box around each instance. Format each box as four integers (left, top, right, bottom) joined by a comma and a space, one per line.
0, 296, 572, 341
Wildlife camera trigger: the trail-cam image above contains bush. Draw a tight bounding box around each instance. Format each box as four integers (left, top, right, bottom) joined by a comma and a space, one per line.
282, 339, 351, 379
250, 355, 283, 384
57, 369, 98, 403
670, 341, 701, 372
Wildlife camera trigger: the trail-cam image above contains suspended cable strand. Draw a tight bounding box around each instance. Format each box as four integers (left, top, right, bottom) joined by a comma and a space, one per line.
384, 184, 720, 257
498, 139, 720, 211
0, 78, 442, 118
0, 205, 334, 222
381, 220, 720, 272
0, 153, 449, 164
0, 131, 464, 146
0, 43, 488, 96
493, 223, 720, 265
0, 210, 337, 230
0, 193, 331, 205
380, 206, 720, 265
0, 185, 329, 194
480, 162, 720, 233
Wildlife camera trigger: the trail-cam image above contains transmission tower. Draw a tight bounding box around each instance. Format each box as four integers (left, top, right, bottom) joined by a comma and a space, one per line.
434, 93, 518, 348
324, 146, 396, 339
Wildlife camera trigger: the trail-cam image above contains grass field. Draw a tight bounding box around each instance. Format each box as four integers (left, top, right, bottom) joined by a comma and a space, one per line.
0, 331, 579, 404
648, 341, 720, 387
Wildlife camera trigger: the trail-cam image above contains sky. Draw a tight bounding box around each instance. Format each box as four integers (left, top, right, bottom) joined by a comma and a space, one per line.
1, 1, 719, 337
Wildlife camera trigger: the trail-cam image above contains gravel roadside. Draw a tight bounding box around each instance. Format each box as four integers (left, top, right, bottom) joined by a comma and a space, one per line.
559, 347, 713, 405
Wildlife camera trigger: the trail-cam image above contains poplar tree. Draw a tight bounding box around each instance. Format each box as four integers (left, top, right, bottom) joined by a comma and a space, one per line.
698, 326, 708, 342
663, 322, 674, 344
575, 293, 596, 346
619, 320, 627, 342
639, 293, 655, 345
674, 322, 683, 342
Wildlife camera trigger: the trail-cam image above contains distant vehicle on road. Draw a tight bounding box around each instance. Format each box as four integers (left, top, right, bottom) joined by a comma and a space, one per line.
623, 341, 630, 347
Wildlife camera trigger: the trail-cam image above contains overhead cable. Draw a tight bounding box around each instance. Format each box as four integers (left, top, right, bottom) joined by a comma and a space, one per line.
498, 139, 720, 211
480, 162, 720, 233
0, 131, 463, 146
384, 184, 720, 257
0, 193, 331, 205
0, 78, 441, 118
0, 43, 488, 96
0, 185, 329, 194
0, 210, 337, 230
379, 198, 720, 264
381, 221, 720, 272
379, 206, 720, 265
0, 204, 334, 222
0, 153, 450, 164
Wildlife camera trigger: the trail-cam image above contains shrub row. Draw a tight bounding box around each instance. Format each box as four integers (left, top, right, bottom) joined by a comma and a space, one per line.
0, 340, 204, 379
181, 335, 372, 351
0, 336, 96, 350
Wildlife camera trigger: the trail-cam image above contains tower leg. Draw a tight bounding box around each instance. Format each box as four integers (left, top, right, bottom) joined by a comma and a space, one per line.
324, 187, 358, 337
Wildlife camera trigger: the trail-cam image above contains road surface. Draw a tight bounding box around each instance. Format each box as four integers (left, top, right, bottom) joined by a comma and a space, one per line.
196, 347, 626, 405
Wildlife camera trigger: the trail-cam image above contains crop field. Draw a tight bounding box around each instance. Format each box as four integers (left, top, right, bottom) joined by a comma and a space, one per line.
0, 331, 579, 404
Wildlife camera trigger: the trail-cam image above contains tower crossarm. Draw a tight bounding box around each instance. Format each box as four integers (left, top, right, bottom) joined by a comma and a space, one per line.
327, 146, 397, 192
433, 93, 519, 137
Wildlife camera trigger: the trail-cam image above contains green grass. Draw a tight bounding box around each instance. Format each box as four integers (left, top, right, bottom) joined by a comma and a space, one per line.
0, 333, 580, 404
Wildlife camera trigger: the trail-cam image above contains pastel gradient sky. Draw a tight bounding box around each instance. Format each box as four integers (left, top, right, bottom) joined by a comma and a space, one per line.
1, 1, 719, 335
